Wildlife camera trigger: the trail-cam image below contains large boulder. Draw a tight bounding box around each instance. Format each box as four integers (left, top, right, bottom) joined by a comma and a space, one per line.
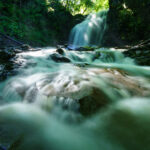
4, 66, 150, 116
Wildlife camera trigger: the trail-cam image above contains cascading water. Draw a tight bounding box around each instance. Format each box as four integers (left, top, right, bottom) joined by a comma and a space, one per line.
0, 10, 150, 150
0, 46, 150, 150
69, 10, 108, 48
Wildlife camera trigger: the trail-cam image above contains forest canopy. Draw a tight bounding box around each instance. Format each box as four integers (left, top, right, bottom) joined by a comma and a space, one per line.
57, 0, 109, 15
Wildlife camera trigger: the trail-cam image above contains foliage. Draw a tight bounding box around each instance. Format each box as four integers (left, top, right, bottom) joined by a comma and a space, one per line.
0, 0, 109, 46
58, 0, 109, 15
104, 0, 150, 46
93, 0, 109, 12
59, 0, 94, 15
0, 0, 74, 46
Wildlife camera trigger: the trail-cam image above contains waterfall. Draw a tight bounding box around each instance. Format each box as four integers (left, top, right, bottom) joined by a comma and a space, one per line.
69, 10, 108, 48
1, 9, 150, 149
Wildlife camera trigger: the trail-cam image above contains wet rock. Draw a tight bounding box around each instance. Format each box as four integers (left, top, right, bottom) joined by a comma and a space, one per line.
0, 50, 15, 63
68, 45, 95, 51
0, 39, 5, 49
13, 49, 22, 53
67, 45, 74, 50
49, 53, 71, 63
0, 65, 17, 81
79, 88, 108, 116
136, 57, 150, 66
92, 51, 101, 60
76, 47, 89, 51
0, 145, 7, 150
36, 68, 150, 115
135, 50, 141, 55
56, 45, 65, 49
123, 49, 150, 66
0, 47, 21, 81
64, 44, 68, 48
74, 63, 90, 68
56, 48, 65, 55
21, 44, 31, 51
78, 46, 96, 51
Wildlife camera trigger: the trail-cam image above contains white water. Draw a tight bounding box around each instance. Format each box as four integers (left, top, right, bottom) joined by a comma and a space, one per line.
1, 9, 150, 149
69, 10, 108, 48
0, 47, 150, 150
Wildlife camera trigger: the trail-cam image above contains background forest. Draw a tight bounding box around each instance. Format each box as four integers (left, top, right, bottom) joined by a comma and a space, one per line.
0, 0, 149, 46
0, 0, 108, 46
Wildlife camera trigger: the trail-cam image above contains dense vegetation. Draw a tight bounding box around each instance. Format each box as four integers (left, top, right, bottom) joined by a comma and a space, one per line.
103, 0, 150, 46
0, 0, 108, 46
0, 0, 149, 47
0, 0, 73, 46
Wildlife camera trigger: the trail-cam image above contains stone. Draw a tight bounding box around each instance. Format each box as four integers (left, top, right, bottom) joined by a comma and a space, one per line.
143, 50, 150, 54
49, 53, 71, 63
136, 50, 141, 55
56, 48, 65, 55
21, 44, 31, 51
79, 87, 108, 116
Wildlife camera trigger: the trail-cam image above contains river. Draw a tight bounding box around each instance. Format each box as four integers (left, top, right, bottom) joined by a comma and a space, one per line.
1, 9, 150, 150
0, 46, 150, 150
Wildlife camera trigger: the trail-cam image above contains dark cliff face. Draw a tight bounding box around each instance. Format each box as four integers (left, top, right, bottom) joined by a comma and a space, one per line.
103, 0, 150, 46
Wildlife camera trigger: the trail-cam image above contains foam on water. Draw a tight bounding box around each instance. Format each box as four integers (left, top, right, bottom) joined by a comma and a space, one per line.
1, 7, 150, 149
0, 45, 150, 149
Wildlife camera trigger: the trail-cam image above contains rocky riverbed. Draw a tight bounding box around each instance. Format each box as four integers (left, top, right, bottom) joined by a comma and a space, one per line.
0, 39, 150, 150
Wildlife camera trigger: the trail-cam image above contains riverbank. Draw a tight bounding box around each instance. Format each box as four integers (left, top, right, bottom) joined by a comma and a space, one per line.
1, 44, 150, 150
1, 35, 150, 82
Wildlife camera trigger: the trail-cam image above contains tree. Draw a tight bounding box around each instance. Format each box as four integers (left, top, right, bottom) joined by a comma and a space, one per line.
94, 0, 109, 12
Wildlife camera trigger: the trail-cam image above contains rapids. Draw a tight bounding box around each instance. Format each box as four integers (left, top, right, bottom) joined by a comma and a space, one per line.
0, 46, 150, 150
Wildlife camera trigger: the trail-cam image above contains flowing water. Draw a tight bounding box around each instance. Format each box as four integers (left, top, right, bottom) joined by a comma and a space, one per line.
69, 10, 108, 48
0, 47, 150, 150
1, 9, 150, 150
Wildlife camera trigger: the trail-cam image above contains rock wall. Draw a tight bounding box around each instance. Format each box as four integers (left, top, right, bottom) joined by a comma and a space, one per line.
0, 34, 23, 49
103, 0, 150, 46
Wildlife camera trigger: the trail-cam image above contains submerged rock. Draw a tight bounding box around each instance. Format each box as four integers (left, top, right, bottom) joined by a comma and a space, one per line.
49, 53, 71, 63
5, 65, 150, 116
